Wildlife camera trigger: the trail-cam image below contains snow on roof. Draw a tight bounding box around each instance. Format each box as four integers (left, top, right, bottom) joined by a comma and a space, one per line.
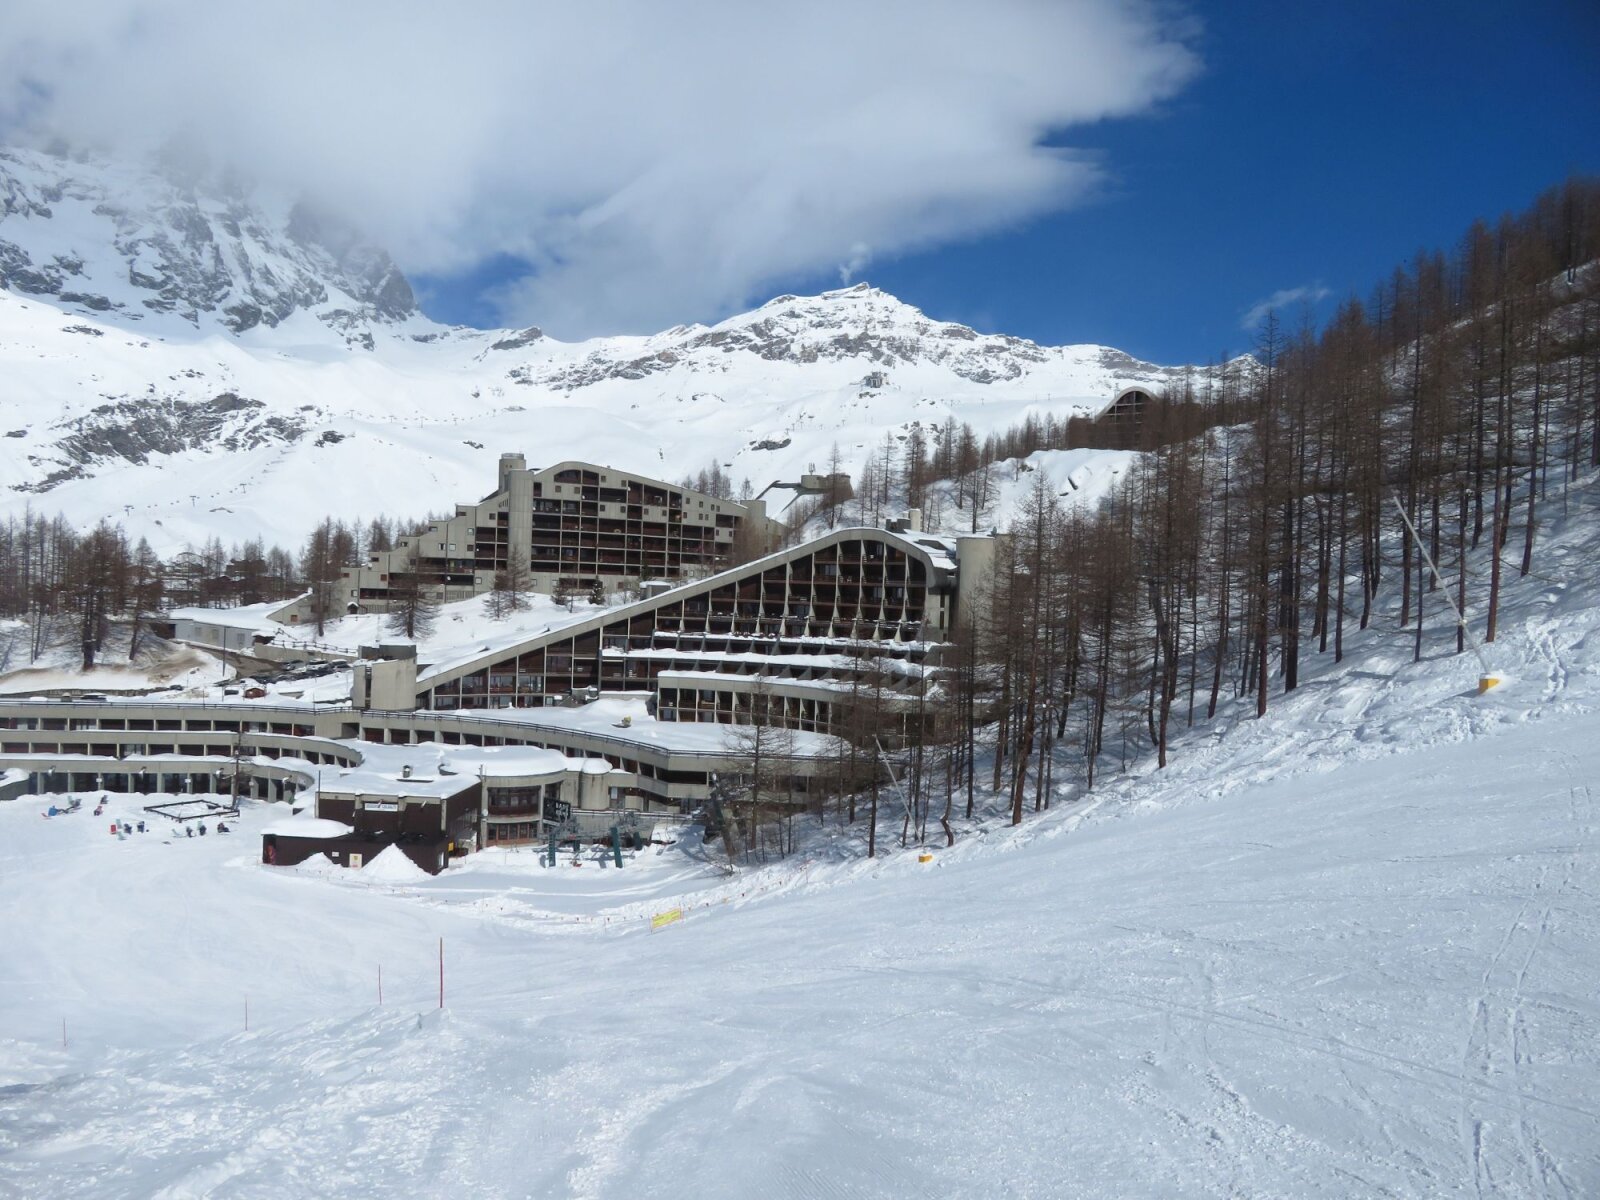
624, 647, 933, 678
410, 595, 611, 679
656, 669, 864, 696
317, 739, 577, 796
454, 693, 835, 757
910, 535, 959, 571
262, 816, 353, 839
319, 764, 478, 800
167, 600, 293, 632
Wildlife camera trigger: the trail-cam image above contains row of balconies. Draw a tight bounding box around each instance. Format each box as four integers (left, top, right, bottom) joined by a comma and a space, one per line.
2, 715, 316, 737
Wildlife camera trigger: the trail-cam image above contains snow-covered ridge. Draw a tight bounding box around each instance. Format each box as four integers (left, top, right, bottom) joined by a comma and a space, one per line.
501, 284, 1166, 391
1, 146, 1186, 554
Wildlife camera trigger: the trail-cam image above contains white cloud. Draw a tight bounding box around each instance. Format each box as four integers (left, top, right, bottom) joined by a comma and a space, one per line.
838, 243, 873, 287
0, 1, 1199, 337
1240, 284, 1333, 332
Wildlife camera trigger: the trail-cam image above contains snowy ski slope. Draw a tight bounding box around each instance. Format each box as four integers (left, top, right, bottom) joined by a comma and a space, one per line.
0, 511, 1596, 1194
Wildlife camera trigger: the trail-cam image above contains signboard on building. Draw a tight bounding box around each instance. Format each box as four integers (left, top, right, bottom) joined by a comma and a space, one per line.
546, 799, 572, 824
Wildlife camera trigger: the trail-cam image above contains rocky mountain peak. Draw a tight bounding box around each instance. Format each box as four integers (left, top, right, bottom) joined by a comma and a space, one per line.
0, 145, 416, 339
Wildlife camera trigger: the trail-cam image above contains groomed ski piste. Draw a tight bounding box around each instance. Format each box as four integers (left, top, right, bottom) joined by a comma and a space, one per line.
1, 480, 1597, 1198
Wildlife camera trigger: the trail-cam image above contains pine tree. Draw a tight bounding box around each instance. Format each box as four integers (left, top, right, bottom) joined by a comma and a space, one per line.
487, 548, 532, 618
722, 682, 799, 862
299, 520, 341, 637
128, 538, 164, 659
385, 549, 439, 640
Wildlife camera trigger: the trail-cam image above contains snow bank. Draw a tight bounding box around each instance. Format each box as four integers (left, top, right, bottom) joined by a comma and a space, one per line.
361, 843, 431, 883
286, 853, 340, 878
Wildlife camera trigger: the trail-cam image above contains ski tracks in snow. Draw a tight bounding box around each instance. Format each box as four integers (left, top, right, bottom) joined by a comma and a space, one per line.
1457, 749, 1594, 1199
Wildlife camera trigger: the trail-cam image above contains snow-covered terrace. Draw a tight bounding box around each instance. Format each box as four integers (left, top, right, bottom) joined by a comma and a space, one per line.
431, 694, 835, 757
618, 647, 935, 681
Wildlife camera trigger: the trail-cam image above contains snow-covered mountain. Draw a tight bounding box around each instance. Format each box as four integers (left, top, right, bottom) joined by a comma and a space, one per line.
0, 146, 1187, 553
0, 146, 414, 338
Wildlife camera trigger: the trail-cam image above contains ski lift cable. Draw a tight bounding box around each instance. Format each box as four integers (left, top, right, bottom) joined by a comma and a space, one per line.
1387, 491, 1498, 686
873, 734, 914, 826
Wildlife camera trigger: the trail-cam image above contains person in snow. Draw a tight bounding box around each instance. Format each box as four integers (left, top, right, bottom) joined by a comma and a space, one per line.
198, 823, 207, 836
185, 825, 193, 838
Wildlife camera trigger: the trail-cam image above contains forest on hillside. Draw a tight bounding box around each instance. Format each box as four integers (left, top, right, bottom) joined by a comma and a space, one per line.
3, 179, 1597, 843
796, 176, 1599, 855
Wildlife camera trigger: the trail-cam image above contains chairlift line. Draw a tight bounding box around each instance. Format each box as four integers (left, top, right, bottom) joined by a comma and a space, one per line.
1387, 491, 1499, 688
873, 735, 914, 827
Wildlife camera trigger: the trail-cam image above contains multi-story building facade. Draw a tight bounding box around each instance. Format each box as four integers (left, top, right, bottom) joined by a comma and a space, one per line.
342, 455, 780, 610
353, 523, 997, 744
3, 520, 999, 868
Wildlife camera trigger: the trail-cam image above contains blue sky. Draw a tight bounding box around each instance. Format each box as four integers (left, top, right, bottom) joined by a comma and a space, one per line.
8, 2, 1589, 362
407, 1, 1600, 365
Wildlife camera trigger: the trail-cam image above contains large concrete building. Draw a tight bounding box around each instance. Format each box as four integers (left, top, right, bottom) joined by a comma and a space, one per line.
351, 522, 996, 744
343, 456, 781, 610
3, 465, 1002, 872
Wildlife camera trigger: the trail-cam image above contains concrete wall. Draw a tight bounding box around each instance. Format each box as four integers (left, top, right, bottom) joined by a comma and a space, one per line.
954, 535, 997, 631
507, 455, 533, 574
352, 658, 419, 712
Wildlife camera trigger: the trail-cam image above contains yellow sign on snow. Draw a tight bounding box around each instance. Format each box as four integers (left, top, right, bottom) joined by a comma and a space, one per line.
650, 908, 685, 931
